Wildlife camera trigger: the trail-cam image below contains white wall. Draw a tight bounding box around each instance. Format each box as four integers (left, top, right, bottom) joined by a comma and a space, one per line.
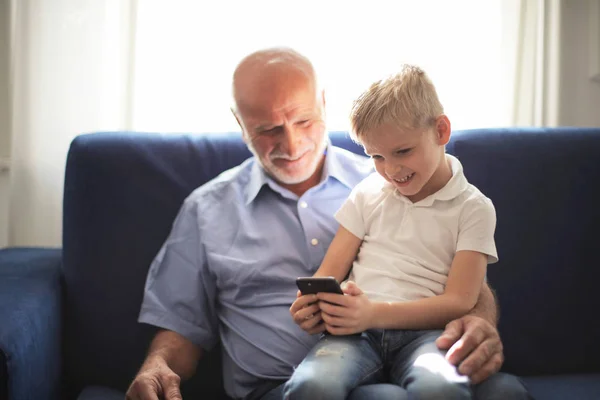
8, 0, 132, 247
558, 0, 600, 126
0, 0, 10, 248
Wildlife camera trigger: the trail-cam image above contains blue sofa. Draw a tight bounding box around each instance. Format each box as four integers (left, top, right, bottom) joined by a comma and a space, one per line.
1, 128, 600, 400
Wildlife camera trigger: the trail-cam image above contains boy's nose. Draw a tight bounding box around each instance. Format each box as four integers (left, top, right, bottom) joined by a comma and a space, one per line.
385, 163, 402, 177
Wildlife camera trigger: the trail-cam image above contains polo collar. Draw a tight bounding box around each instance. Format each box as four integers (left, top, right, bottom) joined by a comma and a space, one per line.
382, 154, 469, 206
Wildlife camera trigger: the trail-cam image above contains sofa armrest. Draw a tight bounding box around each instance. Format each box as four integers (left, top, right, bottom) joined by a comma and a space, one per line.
0, 248, 63, 400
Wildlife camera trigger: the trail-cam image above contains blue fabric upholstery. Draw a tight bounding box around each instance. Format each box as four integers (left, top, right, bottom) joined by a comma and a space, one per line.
0, 248, 63, 400
447, 128, 600, 376
76, 386, 125, 400
522, 374, 600, 399
1, 128, 599, 399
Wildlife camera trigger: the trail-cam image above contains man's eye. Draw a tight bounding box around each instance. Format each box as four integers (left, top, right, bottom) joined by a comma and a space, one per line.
260, 127, 279, 134
298, 120, 311, 126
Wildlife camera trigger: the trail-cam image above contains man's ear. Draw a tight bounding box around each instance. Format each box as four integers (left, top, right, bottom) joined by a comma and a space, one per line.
436, 115, 451, 146
231, 108, 249, 143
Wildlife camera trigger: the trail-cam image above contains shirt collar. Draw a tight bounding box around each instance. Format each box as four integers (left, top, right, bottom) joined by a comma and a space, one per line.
322, 141, 359, 190
244, 140, 357, 205
382, 154, 469, 206
244, 160, 270, 205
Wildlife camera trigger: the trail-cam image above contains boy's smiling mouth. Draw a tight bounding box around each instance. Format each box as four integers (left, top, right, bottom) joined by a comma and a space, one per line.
393, 172, 416, 186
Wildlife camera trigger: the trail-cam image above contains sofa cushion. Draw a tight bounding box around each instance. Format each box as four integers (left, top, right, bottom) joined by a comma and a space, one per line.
522, 374, 600, 400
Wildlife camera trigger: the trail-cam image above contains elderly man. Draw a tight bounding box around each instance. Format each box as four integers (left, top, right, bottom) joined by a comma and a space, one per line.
126, 48, 529, 400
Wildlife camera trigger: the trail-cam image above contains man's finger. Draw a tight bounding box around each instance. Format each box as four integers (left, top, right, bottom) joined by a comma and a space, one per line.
436, 319, 464, 350
445, 325, 487, 366
456, 338, 502, 376
130, 381, 159, 400
468, 352, 504, 384
160, 374, 182, 400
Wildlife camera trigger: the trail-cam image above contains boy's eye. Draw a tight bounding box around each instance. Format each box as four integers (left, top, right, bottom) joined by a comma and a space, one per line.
396, 148, 412, 155
371, 155, 383, 160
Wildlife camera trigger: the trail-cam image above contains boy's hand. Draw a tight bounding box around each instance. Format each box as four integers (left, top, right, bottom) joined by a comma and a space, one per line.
316, 281, 373, 335
436, 315, 504, 384
289, 291, 326, 335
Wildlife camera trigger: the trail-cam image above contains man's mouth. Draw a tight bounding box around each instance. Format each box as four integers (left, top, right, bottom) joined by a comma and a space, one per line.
271, 148, 312, 164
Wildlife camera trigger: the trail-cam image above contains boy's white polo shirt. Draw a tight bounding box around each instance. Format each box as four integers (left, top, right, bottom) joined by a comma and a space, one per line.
336, 154, 498, 303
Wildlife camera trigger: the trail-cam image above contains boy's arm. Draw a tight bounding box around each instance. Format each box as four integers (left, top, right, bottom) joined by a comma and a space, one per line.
370, 250, 487, 330
313, 225, 362, 282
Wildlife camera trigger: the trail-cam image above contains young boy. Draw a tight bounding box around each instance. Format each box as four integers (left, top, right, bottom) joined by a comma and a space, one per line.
285, 65, 498, 399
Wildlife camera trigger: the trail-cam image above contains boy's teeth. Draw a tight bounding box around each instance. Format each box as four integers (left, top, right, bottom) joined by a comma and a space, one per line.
397, 173, 412, 183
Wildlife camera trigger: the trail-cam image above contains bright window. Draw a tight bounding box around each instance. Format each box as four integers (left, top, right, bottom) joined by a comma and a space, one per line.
132, 0, 509, 133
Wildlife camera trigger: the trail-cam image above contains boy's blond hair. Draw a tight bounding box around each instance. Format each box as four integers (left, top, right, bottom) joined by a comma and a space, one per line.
350, 64, 444, 142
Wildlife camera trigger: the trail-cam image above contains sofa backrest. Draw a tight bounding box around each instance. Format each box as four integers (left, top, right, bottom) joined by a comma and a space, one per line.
61, 128, 600, 398
445, 127, 600, 376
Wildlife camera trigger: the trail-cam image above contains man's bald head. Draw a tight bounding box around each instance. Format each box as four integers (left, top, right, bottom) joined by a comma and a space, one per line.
231, 47, 319, 113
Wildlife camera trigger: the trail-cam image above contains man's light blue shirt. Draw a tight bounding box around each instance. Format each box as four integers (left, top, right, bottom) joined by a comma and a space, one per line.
139, 142, 372, 399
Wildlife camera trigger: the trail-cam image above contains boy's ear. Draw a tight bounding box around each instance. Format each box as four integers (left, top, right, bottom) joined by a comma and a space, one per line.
435, 115, 451, 146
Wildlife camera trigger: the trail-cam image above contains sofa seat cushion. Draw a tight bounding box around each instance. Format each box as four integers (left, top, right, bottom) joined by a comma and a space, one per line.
77, 386, 125, 400
522, 373, 600, 400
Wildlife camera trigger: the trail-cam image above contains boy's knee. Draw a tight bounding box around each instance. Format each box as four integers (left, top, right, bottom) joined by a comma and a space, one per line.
283, 375, 347, 400
408, 379, 472, 400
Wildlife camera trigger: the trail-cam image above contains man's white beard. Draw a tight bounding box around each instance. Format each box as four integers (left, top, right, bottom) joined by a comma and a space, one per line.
249, 135, 328, 185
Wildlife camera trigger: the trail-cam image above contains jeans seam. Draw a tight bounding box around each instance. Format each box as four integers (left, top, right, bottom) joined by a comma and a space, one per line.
354, 364, 385, 387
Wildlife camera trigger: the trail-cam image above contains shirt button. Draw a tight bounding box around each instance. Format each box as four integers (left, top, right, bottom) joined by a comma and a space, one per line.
311, 238, 319, 246
300, 201, 308, 208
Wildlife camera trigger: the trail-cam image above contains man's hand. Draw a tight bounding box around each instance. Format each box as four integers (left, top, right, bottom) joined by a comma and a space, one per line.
290, 291, 327, 335
436, 315, 504, 384
316, 281, 373, 335
126, 356, 183, 400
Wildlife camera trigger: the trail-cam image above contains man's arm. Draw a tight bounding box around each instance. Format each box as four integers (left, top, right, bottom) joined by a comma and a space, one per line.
126, 330, 203, 400
469, 281, 499, 325
144, 330, 203, 379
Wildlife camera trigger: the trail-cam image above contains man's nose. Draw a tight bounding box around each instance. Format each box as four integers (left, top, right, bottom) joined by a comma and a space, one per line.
281, 125, 302, 156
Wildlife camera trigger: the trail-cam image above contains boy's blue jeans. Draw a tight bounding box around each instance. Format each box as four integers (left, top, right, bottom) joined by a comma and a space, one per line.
279, 329, 531, 400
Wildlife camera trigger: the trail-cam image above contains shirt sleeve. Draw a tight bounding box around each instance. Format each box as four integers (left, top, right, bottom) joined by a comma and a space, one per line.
456, 196, 499, 264
335, 183, 366, 239
138, 197, 219, 350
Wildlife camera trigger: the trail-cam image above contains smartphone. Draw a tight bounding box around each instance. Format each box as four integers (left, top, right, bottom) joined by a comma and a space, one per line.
296, 276, 344, 295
